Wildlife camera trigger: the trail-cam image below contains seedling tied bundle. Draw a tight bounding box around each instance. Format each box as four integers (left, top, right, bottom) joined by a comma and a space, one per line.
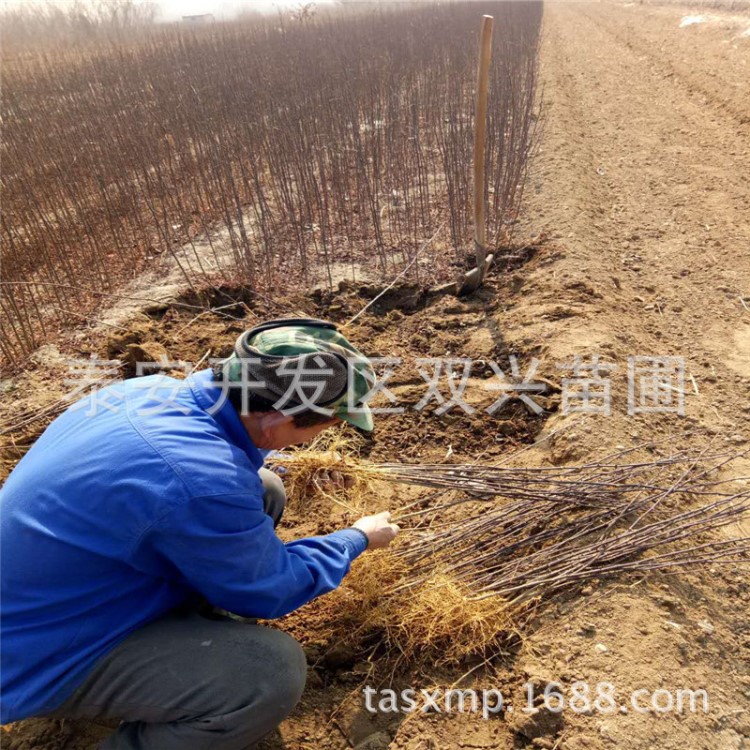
273, 443, 750, 663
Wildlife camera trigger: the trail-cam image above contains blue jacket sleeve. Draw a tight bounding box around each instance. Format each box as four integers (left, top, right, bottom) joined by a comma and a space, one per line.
140, 492, 368, 619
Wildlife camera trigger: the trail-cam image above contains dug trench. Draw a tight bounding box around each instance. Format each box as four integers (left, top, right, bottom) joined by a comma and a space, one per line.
3, 242, 589, 750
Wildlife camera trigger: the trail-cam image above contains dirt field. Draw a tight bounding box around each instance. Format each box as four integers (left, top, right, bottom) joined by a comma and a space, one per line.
2, 2, 749, 749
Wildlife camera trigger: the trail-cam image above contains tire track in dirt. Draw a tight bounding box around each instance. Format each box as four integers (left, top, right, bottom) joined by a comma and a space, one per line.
515, 1, 750, 448
590, 3, 750, 126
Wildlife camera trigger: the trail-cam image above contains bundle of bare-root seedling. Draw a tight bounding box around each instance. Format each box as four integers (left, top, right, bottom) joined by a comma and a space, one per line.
277, 445, 750, 664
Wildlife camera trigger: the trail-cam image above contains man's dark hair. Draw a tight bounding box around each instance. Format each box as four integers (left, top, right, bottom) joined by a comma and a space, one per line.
216, 372, 335, 428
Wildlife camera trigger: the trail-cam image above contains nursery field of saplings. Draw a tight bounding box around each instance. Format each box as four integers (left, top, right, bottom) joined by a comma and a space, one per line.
0, 0, 539, 364
1, 1, 750, 750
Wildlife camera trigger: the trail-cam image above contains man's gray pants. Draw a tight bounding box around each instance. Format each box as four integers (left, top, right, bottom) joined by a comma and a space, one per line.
49, 468, 306, 750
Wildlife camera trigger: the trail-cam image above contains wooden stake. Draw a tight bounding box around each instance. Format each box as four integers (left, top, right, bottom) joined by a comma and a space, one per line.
473, 14, 494, 272
459, 14, 495, 296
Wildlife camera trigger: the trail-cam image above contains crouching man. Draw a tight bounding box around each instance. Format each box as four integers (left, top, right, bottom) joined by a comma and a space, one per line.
0, 318, 398, 749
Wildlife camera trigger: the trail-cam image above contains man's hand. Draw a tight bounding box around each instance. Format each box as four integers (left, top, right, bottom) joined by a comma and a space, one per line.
316, 468, 356, 491
352, 511, 400, 550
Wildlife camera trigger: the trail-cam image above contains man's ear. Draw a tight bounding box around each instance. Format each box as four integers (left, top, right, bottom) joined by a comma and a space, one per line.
255, 411, 294, 443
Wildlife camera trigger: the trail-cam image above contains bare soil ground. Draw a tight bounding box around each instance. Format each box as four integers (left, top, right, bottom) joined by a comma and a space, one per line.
2, 1, 749, 749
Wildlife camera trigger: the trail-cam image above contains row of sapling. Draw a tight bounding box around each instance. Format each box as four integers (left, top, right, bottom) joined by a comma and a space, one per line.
1, 1, 542, 367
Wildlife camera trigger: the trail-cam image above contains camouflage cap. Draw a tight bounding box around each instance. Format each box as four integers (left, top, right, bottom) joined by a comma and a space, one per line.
219, 319, 376, 431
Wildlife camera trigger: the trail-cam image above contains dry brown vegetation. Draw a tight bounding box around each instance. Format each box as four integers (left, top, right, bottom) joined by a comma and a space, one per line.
0, 0, 542, 368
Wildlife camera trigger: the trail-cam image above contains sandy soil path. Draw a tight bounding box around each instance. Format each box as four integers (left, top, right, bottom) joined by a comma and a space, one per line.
499, 3, 750, 748
513, 0, 749, 478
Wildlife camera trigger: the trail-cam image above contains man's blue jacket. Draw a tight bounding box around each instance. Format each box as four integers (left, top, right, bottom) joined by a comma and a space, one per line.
0, 369, 367, 723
